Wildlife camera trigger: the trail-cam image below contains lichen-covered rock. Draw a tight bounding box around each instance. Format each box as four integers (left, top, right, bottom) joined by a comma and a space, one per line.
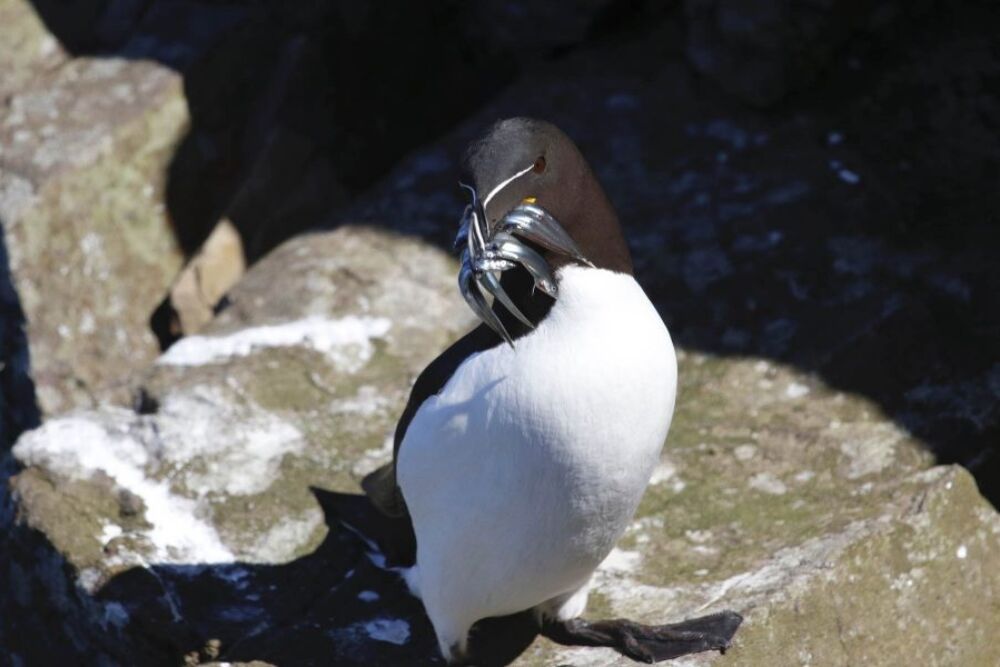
537, 380, 1000, 665
6, 238, 999, 664
1, 225, 473, 665
530, 465, 1000, 666
0, 0, 69, 99
11, 224, 471, 572
0, 32, 188, 414
165, 218, 246, 337
717, 465, 1000, 667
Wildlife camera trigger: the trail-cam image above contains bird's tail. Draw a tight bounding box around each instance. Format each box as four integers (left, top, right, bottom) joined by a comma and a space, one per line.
312, 485, 417, 569
360, 462, 409, 518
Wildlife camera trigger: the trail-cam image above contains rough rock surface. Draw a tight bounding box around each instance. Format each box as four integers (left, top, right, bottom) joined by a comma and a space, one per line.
0, 0, 188, 414
4, 224, 998, 664
21, 225, 472, 560
2, 225, 473, 665
3, 1, 1000, 666
0, 0, 68, 99
166, 219, 246, 337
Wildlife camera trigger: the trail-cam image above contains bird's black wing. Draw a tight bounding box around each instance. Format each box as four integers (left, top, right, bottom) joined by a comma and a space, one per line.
359, 323, 501, 565
360, 269, 550, 566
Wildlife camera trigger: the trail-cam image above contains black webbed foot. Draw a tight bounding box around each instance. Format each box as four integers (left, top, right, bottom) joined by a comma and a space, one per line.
540, 610, 743, 663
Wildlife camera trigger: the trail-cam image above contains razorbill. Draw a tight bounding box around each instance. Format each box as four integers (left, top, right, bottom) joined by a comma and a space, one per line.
362, 118, 742, 663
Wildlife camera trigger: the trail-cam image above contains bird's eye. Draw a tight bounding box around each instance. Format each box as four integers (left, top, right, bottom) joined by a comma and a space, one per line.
533, 156, 547, 173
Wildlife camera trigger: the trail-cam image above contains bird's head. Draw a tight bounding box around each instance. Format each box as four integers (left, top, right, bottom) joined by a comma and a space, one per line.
455, 118, 632, 343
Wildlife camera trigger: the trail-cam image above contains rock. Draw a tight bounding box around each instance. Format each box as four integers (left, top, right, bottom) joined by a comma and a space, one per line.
543, 367, 999, 665
1, 224, 473, 664
682, 0, 929, 106
463, 0, 622, 63
7, 279, 999, 664
719, 464, 1000, 666
14, 224, 471, 573
164, 218, 246, 338
128, 0, 633, 269
0, 0, 70, 99
4, 220, 998, 664
0, 26, 188, 414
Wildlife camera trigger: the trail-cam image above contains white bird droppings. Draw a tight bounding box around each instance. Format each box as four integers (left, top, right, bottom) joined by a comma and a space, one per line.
648, 460, 677, 485
13, 416, 234, 564
837, 168, 861, 185
100, 522, 122, 546
600, 548, 642, 573
749, 472, 788, 495
839, 429, 899, 479
794, 470, 816, 484
364, 618, 411, 645
785, 382, 810, 399
158, 315, 392, 371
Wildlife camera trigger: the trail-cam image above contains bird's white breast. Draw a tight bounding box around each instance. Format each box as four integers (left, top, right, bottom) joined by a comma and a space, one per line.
398, 265, 677, 627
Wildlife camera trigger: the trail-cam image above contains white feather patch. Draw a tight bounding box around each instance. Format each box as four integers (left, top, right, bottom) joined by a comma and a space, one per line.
398, 265, 677, 650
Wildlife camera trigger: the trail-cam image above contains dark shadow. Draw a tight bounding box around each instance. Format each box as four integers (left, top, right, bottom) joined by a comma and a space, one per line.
646, 3, 1000, 506
0, 222, 43, 662
92, 488, 537, 666
0, 223, 40, 453
340, 2, 1000, 508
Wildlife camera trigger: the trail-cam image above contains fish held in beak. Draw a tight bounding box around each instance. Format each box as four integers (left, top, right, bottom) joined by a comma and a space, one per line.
455, 184, 591, 344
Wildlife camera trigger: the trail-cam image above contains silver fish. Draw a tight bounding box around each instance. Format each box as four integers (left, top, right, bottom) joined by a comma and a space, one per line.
455, 183, 591, 345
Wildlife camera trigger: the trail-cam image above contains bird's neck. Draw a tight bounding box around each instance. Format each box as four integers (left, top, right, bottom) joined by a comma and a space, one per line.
541, 164, 633, 276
